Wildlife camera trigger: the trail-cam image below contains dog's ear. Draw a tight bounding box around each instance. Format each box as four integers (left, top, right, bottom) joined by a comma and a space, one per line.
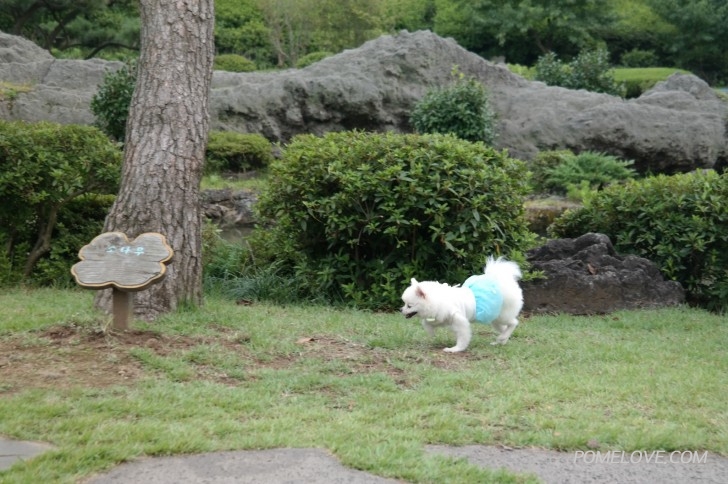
410, 278, 418, 285
415, 284, 426, 299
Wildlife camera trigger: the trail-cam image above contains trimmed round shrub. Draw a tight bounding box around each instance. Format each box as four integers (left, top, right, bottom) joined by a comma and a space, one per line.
295, 51, 333, 68
410, 71, 497, 144
213, 54, 257, 72
0, 121, 121, 284
205, 131, 273, 174
251, 131, 535, 310
549, 171, 728, 312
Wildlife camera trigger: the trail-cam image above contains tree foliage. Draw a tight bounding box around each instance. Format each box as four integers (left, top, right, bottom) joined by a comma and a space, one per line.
6, 0, 728, 84
0, 0, 139, 59
646, 0, 728, 85
436, 0, 616, 64
215, 0, 273, 68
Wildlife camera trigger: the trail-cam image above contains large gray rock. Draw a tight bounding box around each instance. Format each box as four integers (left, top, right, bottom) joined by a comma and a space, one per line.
522, 233, 685, 315
0, 32, 123, 125
1, 30, 727, 173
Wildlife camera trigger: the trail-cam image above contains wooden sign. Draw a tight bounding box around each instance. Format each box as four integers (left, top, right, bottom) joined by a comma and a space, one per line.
71, 232, 173, 329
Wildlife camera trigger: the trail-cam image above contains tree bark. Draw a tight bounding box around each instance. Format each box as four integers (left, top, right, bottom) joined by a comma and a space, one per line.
95, 0, 214, 320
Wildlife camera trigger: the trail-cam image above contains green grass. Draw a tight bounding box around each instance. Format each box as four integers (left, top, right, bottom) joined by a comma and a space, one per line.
613, 67, 689, 83
0, 288, 726, 483
506, 65, 689, 84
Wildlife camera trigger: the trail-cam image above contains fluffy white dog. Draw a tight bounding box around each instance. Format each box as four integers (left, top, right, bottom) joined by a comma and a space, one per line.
400, 257, 523, 352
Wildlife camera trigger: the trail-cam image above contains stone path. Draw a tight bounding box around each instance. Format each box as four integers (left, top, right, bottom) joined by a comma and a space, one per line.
3, 437, 728, 483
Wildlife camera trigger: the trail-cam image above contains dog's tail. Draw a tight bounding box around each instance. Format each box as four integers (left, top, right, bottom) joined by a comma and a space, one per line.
484, 256, 522, 281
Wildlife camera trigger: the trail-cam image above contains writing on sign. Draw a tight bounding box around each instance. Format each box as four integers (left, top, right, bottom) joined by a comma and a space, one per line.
71, 232, 173, 291
106, 245, 146, 256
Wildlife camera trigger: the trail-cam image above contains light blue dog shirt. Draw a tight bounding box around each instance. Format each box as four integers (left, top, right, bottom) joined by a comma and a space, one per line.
462, 275, 503, 324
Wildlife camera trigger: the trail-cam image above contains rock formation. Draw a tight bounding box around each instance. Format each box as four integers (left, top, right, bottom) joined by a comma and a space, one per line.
1, 30, 726, 173
521, 233, 685, 314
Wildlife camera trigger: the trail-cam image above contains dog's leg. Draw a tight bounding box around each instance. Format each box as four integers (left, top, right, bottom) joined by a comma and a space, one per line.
444, 316, 471, 352
492, 318, 519, 345
421, 319, 436, 337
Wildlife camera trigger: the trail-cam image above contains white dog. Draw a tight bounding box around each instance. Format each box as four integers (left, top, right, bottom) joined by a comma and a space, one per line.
400, 257, 523, 352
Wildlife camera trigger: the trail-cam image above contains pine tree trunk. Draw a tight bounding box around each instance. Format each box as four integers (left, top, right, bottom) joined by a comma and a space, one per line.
95, 0, 214, 320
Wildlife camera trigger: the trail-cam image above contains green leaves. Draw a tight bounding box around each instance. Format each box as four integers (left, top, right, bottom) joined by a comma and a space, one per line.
204, 131, 273, 174
550, 170, 728, 312
253, 131, 534, 310
535, 47, 624, 96
90, 60, 137, 142
0, 120, 122, 283
532, 150, 637, 197
410, 70, 497, 144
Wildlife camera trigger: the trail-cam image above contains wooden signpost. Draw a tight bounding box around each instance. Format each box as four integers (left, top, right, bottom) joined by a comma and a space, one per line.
71, 232, 173, 330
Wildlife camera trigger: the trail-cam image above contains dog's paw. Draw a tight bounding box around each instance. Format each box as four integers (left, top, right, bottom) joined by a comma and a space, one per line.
443, 346, 465, 353
491, 339, 508, 346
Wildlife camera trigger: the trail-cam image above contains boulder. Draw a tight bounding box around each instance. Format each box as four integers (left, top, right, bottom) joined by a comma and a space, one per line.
0, 33, 122, 125
522, 233, 685, 314
200, 188, 258, 228
1, 30, 727, 174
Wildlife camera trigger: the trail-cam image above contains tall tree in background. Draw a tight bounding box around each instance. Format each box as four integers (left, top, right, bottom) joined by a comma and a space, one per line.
95, 0, 215, 319
436, 0, 616, 64
256, 0, 317, 66
647, 0, 728, 85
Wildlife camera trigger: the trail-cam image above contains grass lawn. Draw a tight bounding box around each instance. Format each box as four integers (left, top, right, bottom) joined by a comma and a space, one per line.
613, 67, 689, 84
1, 288, 726, 483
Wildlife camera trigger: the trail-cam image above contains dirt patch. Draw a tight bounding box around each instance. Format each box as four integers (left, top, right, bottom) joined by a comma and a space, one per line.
0, 323, 475, 395
0, 324, 190, 393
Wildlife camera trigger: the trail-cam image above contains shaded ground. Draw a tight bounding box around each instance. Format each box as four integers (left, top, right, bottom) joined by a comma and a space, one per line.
0, 323, 468, 394
1, 325, 193, 392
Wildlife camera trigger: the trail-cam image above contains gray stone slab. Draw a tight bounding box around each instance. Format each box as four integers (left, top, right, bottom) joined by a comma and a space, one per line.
0, 438, 54, 470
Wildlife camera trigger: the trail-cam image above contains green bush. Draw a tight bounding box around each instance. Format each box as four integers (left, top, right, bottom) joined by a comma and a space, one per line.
90, 60, 136, 142
535, 47, 624, 96
410, 69, 497, 144
534, 52, 571, 88
251, 131, 535, 310
550, 171, 728, 312
295, 51, 333, 68
213, 54, 257, 72
205, 131, 273, 174
506, 64, 534, 79
32, 194, 115, 286
528, 150, 573, 193
0, 121, 121, 284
